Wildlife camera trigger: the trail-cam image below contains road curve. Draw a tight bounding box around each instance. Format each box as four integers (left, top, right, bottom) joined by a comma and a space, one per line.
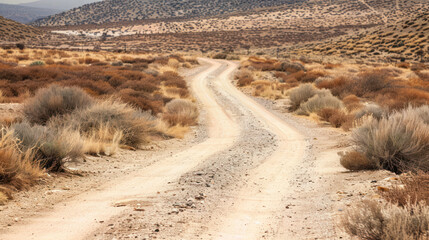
0, 60, 240, 240
197, 58, 307, 239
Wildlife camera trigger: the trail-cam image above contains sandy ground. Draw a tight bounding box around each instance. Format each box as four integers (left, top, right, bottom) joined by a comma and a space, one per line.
0, 59, 396, 240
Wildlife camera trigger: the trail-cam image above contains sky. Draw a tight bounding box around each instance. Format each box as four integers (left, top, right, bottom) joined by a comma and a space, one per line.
0, 0, 35, 4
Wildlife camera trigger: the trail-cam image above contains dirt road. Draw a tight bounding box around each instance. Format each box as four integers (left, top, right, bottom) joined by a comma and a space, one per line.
0, 59, 365, 239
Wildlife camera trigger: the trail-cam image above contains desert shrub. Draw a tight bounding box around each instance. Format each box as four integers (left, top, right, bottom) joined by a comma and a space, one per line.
318, 108, 349, 128
12, 122, 83, 171
235, 69, 254, 87
340, 151, 378, 171
288, 84, 317, 110
22, 85, 94, 125
62, 100, 154, 148
352, 105, 429, 173
163, 99, 199, 126
29, 61, 45, 66
342, 94, 362, 111
382, 172, 429, 207
300, 70, 326, 83
342, 200, 429, 240
120, 80, 159, 93
212, 53, 227, 59
16, 43, 25, 50
164, 78, 187, 89
297, 91, 344, 115
0, 128, 42, 190
355, 104, 386, 120
316, 76, 352, 97
279, 61, 306, 73
353, 70, 392, 97
376, 88, 429, 111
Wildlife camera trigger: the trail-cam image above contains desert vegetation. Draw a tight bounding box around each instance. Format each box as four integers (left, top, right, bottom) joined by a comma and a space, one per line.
0, 49, 199, 204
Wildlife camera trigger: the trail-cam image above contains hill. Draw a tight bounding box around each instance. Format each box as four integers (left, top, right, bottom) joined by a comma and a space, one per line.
32, 0, 296, 26
291, 11, 429, 61
0, 16, 43, 41
20, 0, 102, 11
0, 3, 58, 23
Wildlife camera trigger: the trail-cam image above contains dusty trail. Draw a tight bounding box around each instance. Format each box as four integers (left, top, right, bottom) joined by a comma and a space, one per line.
1, 59, 347, 240
0, 60, 239, 240
197, 59, 307, 239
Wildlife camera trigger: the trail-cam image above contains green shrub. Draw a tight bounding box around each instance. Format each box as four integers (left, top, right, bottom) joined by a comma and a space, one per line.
22, 85, 94, 125
29, 61, 45, 66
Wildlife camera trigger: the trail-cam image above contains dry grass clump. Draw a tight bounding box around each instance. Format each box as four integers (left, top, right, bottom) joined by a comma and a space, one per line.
339, 151, 378, 171
162, 99, 199, 126
59, 100, 154, 149
352, 105, 429, 173
12, 122, 83, 171
235, 69, 254, 87
342, 200, 429, 240
288, 84, 317, 110
297, 90, 344, 116
355, 104, 386, 120
0, 128, 42, 193
23, 85, 94, 125
382, 172, 429, 207
318, 108, 353, 129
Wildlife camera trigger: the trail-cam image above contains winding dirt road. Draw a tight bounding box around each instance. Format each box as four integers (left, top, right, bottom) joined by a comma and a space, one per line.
0, 59, 347, 239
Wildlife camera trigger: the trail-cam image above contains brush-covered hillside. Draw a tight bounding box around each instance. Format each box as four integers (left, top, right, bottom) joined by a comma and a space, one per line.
32, 0, 305, 26
292, 12, 429, 61
0, 16, 43, 41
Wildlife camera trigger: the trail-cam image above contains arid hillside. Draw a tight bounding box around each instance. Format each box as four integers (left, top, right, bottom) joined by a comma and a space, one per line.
291, 12, 429, 61
0, 16, 43, 41
32, 0, 294, 26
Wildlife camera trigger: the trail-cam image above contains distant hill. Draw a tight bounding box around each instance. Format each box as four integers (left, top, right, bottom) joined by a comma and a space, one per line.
32, 0, 296, 26
0, 3, 58, 23
292, 12, 429, 61
0, 16, 42, 41
20, 0, 102, 11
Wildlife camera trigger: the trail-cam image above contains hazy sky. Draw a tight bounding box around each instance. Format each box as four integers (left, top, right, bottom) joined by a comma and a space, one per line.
0, 0, 35, 4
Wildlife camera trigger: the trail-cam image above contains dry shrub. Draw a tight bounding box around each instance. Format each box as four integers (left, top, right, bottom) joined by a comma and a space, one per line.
324, 63, 341, 69
316, 76, 351, 97
279, 61, 306, 73
382, 172, 429, 207
0, 128, 42, 191
163, 99, 199, 126
288, 83, 317, 110
81, 125, 122, 156
353, 70, 392, 97
352, 105, 429, 173
355, 104, 386, 120
212, 53, 227, 59
300, 70, 326, 83
12, 122, 83, 171
342, 200, 429, 240
235, 69, 254, 87
63, 100, 154, 148
342, 94, 362, 111
318, 108, 349, 128
297, 90, 344, 115
376, 88, 429, 111
23, 85, 94, 125
340, 151, 378, 171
